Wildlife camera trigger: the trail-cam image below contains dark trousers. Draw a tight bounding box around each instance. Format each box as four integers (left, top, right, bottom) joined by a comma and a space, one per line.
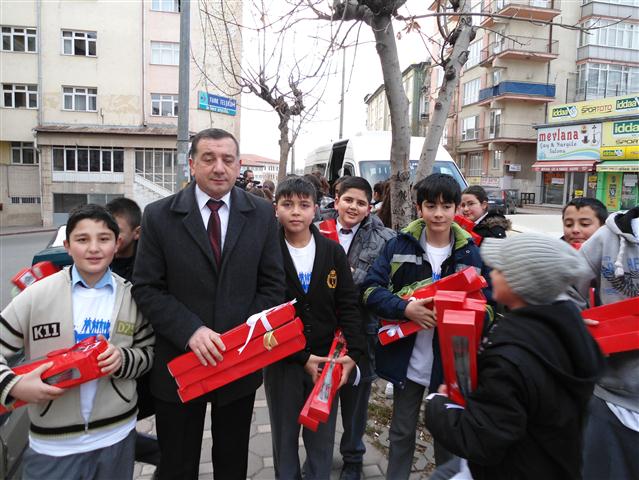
154, 392, 256, 480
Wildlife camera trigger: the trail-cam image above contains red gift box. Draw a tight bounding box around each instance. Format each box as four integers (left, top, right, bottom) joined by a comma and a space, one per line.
318, 219, 339, 243
11, 261, 60, 291
438, 310, 479, 406
454, 215, 483, 246
167, 301, 297, 380
0, 336, 108, 414
378, 320, 420, 346
176, 318, 306, 402
583, 298, 639, 354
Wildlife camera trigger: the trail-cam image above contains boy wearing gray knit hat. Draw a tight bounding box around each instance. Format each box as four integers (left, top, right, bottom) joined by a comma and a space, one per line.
425, 233, 604, 480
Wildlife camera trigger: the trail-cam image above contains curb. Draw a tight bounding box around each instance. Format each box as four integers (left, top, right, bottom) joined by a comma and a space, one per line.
0, 228, 57, 237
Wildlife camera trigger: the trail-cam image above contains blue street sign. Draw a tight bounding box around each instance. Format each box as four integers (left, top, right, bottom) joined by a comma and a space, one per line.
197, 91, 237, 116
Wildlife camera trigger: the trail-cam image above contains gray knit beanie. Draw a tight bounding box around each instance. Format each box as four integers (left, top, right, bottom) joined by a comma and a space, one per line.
480, 233, 590, 305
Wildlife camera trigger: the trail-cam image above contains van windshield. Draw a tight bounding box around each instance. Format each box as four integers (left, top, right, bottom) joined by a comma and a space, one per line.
359, 160, 467, 189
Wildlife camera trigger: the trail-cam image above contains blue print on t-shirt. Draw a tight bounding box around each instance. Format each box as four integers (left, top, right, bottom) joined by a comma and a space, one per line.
75, 317, 111, 342
298, 272, 312, 293
432, 272, 442, 282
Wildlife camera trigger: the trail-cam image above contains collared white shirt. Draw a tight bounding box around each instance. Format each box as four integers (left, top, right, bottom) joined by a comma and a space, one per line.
195, 184, 232, 250
336, 219, 361, 254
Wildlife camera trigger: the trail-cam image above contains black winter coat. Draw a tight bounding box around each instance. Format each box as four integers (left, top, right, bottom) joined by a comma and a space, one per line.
425, 301, 604, 480
473, 211, 511, 239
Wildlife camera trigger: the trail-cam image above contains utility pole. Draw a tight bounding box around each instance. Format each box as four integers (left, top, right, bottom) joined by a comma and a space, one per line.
338, 47, 346, 139
175, 0, 191, 191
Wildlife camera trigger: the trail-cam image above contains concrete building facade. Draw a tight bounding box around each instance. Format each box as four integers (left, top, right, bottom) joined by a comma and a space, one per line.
1, 0, 241, 227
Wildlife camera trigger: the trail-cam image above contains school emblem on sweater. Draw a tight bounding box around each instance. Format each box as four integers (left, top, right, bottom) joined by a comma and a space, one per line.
327, 269, 337, 289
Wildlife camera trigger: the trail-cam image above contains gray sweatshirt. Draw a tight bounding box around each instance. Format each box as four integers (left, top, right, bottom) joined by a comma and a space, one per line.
578, 208, 639, 412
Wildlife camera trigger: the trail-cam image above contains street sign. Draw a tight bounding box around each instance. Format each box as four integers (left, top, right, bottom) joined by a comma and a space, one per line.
198, 92, 237, 116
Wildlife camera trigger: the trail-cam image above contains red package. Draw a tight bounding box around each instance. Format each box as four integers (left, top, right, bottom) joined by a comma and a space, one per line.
298, 394, 321, 431
438, 310, 479, 406
167, 301, 297, 379
318, 219, 339, 243
378, 320, 421, 346
11, 261, 60, 291
583, 298, 639, 354
0, 336, 108, 414
176, 319, 306, 403
454, 215, 483, 246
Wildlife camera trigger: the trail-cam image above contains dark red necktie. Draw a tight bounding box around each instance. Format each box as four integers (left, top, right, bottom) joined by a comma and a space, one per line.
207, 199, 224, 267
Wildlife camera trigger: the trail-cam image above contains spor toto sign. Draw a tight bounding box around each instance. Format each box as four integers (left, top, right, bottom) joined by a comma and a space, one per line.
537, 124, 601, 161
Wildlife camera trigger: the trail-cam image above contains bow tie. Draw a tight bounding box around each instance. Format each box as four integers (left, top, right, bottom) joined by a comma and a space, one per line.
340, 228, 353, 235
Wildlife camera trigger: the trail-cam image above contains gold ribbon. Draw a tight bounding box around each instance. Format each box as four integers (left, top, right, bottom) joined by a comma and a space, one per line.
263, 331, 278, 351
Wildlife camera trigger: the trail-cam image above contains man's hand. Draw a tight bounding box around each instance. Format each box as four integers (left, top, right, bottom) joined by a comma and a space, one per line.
9, 362, 65, 404
437, 384, 449, 396
404, 297, 437, 329
335, 355, 356, 388
304, 354, 330, 383
97, 335, 123, 375
583, 318, 599, 326
188, 326, 226, 366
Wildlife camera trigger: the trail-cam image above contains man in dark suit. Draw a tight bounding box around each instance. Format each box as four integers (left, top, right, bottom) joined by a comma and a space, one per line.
132, 128, 285, 480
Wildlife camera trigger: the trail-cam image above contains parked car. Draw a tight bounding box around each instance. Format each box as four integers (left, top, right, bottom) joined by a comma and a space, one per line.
486, 188, 518, 215
31, 225, 72, 267
0, 354, 29, 480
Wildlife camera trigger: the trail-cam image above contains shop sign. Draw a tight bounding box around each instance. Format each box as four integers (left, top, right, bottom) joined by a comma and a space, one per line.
602, 120, 639, 150
480, 177, 500, 187
624, 174, 638, 187
547, 94, 639, 123
537, 124, 601, 161
508, 164, 521, 172
197, 92, 237, 116
466, 176, 481, 185
600, 147, 626, 160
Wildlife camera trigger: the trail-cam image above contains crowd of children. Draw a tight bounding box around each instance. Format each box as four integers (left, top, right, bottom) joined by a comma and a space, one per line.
0, 169, 636, 480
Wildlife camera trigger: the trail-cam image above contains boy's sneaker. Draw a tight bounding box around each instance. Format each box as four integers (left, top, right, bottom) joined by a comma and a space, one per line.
385, 382, 394, 398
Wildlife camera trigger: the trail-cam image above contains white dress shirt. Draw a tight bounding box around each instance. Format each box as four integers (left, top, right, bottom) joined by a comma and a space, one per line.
195, 184, 232, 250
336, 219, 360, 254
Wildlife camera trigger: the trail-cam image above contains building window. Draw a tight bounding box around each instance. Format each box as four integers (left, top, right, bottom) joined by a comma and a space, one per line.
135, 149, 176, 192
471, 1, 482, 26
151, 0, 180, 12
465, 41, 481, 70
576, 63, 639, 100
62, 30, 97, 56
63, 86, 97, 111
2, 26, 36, 52
2, 83, 37, 108
52, 146, 123, 172
151, 41, 179, 65
151, 94, 178, 116
10, 196, 40, 204
580, 20, 638, 50
469, 152, 483, 177
461, 115, 479, 141
462, 78, 480, 105
11, 142, 37, 164
459, 154, 466, 170
491, 150, 502, 170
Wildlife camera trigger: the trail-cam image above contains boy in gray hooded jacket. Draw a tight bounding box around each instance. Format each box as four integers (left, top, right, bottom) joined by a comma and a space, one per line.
578, 206, 639, 480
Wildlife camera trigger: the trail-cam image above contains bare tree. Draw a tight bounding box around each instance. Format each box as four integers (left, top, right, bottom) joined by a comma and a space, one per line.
195, 0, 339, 181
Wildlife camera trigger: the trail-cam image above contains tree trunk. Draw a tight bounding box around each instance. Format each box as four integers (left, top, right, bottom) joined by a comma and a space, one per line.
372, 14, 412, 230
277, 114, 290, 182
415, 0, 474, 183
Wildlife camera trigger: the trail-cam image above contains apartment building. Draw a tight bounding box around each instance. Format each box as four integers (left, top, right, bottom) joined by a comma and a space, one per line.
239, 153, 279, 184
0, 0, 241, 227
364, 62, 431, 137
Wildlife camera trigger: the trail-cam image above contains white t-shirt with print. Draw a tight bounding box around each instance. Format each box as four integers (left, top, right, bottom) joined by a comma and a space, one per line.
286, 236, 316, 293
406, 231, 452, 387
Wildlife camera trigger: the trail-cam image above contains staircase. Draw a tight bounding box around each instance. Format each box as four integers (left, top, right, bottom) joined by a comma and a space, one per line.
133, 174, 174, 211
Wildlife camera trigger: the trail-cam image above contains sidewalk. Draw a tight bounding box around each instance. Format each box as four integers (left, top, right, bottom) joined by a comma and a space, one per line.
133, 379, 436, 480
0, 224, 57, 236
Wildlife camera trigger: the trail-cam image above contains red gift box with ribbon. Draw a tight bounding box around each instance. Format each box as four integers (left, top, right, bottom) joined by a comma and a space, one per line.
298, 330, 347, 431
318, 219, 339, 243
454, 215, 483, 246
11, 261, 60, 291
175, 318, 306, 403
438, 310, 479, 406
582, 298, 639, 354
0, 336, 108, 414
377, 267, 488, 346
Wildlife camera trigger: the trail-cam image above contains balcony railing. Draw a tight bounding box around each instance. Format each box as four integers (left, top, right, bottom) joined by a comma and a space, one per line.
478, 124, 537, 143
481, 0, 561, 26
577, 45, 639, 65
581, 1, 639, 22
478, 81, 556, 104
480, 36, 558, 65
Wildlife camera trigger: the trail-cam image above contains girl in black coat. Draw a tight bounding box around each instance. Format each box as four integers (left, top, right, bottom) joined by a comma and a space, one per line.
460, 186, 511, 239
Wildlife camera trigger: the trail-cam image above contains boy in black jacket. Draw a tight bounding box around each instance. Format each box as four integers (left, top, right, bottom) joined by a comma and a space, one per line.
425, 233, 604, 480
264, 176, 365, 480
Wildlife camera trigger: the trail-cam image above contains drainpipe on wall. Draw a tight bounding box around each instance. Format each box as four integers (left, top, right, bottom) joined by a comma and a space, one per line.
36, 0, 44, 225
141, 0, 146, 127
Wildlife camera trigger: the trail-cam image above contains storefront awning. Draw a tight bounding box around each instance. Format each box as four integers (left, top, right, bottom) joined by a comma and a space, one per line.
596, 161, 639, 172
532, 160, 597, 172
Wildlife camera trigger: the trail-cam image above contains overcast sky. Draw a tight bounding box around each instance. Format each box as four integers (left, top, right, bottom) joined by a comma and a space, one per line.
238, 1, 429, 171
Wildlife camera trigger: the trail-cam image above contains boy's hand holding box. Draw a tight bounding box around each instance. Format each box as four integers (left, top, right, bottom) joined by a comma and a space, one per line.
582, 297, 639, 354
0, 336, 108, 414
168, 301, 307, 402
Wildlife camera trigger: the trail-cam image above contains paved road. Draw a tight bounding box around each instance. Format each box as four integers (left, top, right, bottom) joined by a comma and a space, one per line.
0, 231, 53, 309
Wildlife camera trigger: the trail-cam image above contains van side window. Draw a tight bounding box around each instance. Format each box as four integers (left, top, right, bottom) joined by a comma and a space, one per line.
343, 163, 354, 176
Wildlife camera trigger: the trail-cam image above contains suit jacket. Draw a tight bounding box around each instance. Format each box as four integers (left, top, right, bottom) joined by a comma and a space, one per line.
281, 225, 365, 366
132, 182, 285, 405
